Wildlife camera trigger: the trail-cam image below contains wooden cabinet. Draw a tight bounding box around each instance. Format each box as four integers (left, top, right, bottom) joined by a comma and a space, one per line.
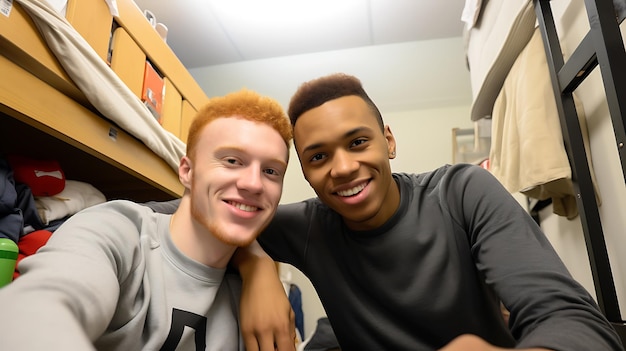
110, 27, 147, 98
0, 0, 209, 202
180, 100, 197, 144
161, 77, 183, 138
65, 0, 113, 62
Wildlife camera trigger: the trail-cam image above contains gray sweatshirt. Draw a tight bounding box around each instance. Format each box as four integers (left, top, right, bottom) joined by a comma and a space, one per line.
260, 164, 623, 350
0, 200, 243, 350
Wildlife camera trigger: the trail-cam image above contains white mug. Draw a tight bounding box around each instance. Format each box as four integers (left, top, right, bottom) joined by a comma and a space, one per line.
143, 9, 157, 27
155, 23, 168, 42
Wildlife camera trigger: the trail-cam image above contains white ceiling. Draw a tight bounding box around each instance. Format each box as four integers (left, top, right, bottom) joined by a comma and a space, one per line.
132, 0, 468, 69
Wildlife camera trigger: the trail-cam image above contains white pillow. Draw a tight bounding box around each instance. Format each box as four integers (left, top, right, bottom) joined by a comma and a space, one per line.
35, 180, 106, 225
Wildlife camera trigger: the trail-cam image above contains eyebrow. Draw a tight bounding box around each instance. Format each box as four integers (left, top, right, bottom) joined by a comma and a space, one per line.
301, 126, 371, 154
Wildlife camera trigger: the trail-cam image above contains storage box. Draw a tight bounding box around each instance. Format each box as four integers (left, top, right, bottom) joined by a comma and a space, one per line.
141, 61, 164, 122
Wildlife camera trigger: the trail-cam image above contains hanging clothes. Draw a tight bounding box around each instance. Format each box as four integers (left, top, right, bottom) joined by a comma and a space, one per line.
489, 28, 600, 219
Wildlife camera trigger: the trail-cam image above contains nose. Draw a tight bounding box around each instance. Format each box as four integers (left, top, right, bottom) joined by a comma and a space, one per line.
238, 165, 264, 194
329, 150, 358, 178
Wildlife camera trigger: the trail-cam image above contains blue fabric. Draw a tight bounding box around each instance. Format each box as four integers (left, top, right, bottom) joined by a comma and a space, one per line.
15, 183, 45, 232
288, 283, 304, 340
0, 158, 49, 242
0, 159, 22, 242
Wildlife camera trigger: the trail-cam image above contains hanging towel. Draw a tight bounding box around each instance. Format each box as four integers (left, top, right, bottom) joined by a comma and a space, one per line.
489, 28, 600, 219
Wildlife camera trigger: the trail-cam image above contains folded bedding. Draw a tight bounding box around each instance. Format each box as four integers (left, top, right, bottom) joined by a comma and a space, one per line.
465, 0, 536, 121
35, 180, 106, 225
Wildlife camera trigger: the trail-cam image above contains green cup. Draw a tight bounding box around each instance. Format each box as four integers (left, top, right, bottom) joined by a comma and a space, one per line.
0, 238, 18, 288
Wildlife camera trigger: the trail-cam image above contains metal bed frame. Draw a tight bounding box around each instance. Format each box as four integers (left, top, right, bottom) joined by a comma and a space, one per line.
534, 0, 626, 341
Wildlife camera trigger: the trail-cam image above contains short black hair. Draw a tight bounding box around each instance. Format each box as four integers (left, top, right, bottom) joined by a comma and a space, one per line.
287, 73, 384, 131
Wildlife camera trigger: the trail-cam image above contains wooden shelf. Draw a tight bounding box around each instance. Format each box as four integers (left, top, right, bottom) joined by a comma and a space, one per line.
0, 0, 215, 203
115, 0, 209, 111
0, 55, 183, 202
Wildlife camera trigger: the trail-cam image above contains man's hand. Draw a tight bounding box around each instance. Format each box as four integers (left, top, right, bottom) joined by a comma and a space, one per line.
233, 242, 296, 351
438, 334, 553, 351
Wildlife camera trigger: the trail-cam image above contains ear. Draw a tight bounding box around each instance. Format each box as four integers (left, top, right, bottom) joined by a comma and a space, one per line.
178, 156, 193, 189
384, 125, 397, 159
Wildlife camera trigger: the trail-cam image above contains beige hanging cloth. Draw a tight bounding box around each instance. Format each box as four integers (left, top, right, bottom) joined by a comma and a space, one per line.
489, 28, 600, 219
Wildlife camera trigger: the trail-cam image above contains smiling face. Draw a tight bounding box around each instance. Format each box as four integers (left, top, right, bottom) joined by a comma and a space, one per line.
180, 117, 288, 246
294, 95, 400, 231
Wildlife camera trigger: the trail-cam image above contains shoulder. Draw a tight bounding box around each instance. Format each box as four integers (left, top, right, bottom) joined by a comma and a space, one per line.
395, 165, 504, 213
412, 164, 496, 187
140, 198, 181, 214
77, 199, 155, 221
37, 200, 160, 265
269, 198, 339, 235
275, 197, 329, 218
395, 163, 491, 189
59, 200, 160, 240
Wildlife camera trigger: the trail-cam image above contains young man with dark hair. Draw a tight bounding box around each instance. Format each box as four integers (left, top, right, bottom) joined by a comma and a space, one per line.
234, 73, 624, 351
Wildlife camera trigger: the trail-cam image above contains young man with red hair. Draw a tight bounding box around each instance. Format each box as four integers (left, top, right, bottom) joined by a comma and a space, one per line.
0, 89, 295, 350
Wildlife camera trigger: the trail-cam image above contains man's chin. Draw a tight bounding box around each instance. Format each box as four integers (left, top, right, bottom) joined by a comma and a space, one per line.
215, 225, 263, 247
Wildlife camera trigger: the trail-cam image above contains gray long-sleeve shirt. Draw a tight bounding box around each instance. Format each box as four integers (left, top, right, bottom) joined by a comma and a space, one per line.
260, 164, 623, 350
0, 200, 243, 350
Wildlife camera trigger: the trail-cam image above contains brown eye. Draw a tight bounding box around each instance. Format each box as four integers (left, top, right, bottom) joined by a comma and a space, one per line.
310, 153, 326, 162
351, 139, 367, 148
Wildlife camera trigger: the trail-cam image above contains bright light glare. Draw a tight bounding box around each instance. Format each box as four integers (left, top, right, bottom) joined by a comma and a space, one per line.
211, 0, 360, 26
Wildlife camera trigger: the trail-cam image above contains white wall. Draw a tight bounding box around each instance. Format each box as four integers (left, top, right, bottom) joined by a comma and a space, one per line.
190, 37, 475, 338
387, 105, 472, 173
189, 37, 472, 115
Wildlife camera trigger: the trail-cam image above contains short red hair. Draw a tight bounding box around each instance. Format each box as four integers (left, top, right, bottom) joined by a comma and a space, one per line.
186, 89, 292, 161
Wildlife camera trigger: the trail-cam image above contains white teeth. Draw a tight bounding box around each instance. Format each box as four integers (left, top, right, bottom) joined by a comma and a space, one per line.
229, 201, 258, 212
337, 183, 366, 197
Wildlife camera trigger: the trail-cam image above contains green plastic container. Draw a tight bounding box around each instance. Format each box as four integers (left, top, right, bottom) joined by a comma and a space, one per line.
0, 238, 18, 288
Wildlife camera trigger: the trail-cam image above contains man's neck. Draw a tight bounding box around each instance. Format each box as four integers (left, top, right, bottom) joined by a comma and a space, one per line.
169, 200, 236, 268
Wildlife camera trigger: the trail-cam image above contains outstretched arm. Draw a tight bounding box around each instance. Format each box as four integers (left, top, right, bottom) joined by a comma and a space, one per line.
232, 241, 296, 351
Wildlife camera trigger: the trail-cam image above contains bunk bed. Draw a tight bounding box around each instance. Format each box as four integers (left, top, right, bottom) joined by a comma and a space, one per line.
0, 0, 209, 202
465, 0, 626, 343
533, 0, 626, 341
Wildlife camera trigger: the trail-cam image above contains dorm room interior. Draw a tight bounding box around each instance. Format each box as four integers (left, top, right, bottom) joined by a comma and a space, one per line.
1, 0, 626, 346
